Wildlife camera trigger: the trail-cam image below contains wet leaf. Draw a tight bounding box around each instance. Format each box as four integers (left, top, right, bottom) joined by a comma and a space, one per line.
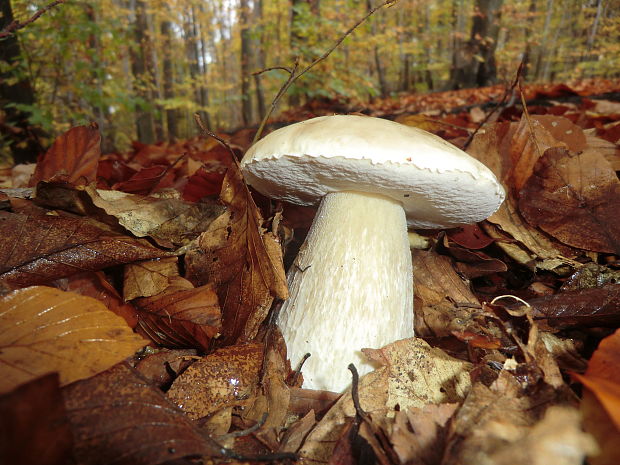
30, 124, 101, 187
519, 147, 620, 254
63, 362, 220, 465
167, 343, 263, 421
186, 158, 288, 345
0, 210, 169, 288
0, 374, 73, 465
112, 164, 172, 194
0, 286, 147, 393
123, 257, 180, 301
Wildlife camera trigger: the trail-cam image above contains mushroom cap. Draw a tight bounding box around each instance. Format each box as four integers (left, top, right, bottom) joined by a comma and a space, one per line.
241, 115, 505, 228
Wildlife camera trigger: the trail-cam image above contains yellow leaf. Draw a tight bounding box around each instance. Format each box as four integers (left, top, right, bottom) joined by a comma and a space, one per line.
0, 286, 148, 393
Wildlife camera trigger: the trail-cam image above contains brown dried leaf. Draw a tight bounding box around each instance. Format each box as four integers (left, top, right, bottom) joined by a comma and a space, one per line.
133, 281, 222, 351
519, 147, 620, 254
363, 338, 472, 410
0, 286, 147, 394
63, 362, 220, 465
30, 124, 101, 187
123, 257, 180, 301
0, 210, 169, 288
581, 390, 620, 465
0, 374, 73, 465
574, 328, 620, 430
186, 159, 288, 345
443, 370, 578, 465
167, 343, 263, 420
391, 403, 458, 465
87, 186, 224, 247
530, 284, 620, 328
53, 271, 139, 328
412, 249, 481, 338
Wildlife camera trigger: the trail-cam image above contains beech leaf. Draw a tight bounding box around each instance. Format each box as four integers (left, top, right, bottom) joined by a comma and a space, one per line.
186, 158, 288, 345
0, 286, 148, 393
519, 147, 620, 254
0, 210, 169, 287
63, 362, 220, 465
30, 123, 101, 187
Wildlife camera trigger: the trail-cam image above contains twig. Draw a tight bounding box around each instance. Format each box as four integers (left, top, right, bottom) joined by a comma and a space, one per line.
462, 61, 524, 150
218, 413, 268, 440
0, 0, 66, 39
251, 0, 400, 144
348, 363, 369, 421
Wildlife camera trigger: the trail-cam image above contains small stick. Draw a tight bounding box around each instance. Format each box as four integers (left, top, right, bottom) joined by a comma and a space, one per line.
0, 0, 66, 38
251, 0, 400, 144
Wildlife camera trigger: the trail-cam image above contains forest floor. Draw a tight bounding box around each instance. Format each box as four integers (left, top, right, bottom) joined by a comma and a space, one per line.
1, 77, 619, 465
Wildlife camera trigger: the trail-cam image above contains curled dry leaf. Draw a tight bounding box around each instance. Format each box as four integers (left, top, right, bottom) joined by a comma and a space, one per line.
63, 362, 220, 465
0, 373, 73, 465
167, 342, 263, 421
519, 147, 620, 254
186, 157, 288, 345
29, 123, 101, 187
0, 286, 148, 394
86, 186, 224, 247
412, 249, 481, 338
133, 279, 222, 351
0, 210, 169, 288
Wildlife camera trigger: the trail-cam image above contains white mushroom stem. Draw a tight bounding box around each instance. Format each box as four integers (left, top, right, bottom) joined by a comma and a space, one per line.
278, 190, 414, 392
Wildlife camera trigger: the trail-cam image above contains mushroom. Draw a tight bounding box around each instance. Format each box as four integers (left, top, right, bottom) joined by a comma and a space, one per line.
241, 115, 505, 392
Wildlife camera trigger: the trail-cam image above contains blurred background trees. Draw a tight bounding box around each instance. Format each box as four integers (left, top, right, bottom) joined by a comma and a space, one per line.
1, 0, 618, 159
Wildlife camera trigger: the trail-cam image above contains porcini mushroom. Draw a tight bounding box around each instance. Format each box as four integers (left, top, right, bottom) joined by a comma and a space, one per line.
241, 115, 504, 392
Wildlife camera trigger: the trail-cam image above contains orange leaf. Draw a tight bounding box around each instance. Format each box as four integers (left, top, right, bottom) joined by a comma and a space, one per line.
30, 123, 101, 186
0, 286, 147, 393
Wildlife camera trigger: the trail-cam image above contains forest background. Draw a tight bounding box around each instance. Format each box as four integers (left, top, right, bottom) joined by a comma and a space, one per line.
1, 0, 619, 161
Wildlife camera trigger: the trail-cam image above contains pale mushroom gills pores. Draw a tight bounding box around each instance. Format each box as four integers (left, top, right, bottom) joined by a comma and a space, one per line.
241, 115, 505, 392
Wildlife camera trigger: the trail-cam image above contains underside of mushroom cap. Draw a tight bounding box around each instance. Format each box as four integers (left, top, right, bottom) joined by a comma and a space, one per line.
241, 115, 505, 228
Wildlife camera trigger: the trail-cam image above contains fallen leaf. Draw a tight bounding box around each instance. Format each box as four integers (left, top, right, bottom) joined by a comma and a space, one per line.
0, 210, 169, 288
134, 348, 197, 389
29, 123, 101, 187
0, 286, 147, 393
581, 389, 620, 465
87, 186, 224, 247
530, 284, 620, 328
412, 249, 481, 338
133, 280, 222, 351
63, 362, 220, 465
573, 328, 620, 430
112, 164, 173, 194
519, 147, 620, 254
363, 338, 472, 410
53, 271, 139, 328
167, 343, 263, 421
186, 158, 288, 345
123, 257, 180, 301
390, 403, 458, 465
0, 373, 73, 465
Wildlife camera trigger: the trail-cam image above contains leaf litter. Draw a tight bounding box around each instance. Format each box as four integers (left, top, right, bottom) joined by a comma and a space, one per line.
0, 79, 619, 464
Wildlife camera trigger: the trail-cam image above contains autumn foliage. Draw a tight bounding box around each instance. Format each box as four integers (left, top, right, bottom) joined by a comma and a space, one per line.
0, 78, 619, 464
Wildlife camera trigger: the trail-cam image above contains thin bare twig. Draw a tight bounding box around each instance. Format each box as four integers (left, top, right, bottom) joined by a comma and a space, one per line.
251, 0, 399, 144
0, 0, 66, 39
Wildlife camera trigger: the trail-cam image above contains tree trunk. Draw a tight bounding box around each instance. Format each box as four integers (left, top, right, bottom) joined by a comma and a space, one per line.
253, 0, 266, 121
0, 0, 47, 163
289, 0, 320, 107
130, 0, 156, 144
161, 18, 178, 141
240, 0, 253, 126
449, 0, 504, 89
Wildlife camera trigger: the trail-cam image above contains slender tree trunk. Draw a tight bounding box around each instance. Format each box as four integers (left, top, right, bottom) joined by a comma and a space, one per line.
533, 0, 554, 80
366, 0, 388, 97
197, 3, 212, 129
449, 0, 504, 89
0, 0, 47, 163
130, 0, 156, 144
289, 0, 320, 107
240, 0, 253, 126
161, 17, 178, 141
253, 0, 266, 121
